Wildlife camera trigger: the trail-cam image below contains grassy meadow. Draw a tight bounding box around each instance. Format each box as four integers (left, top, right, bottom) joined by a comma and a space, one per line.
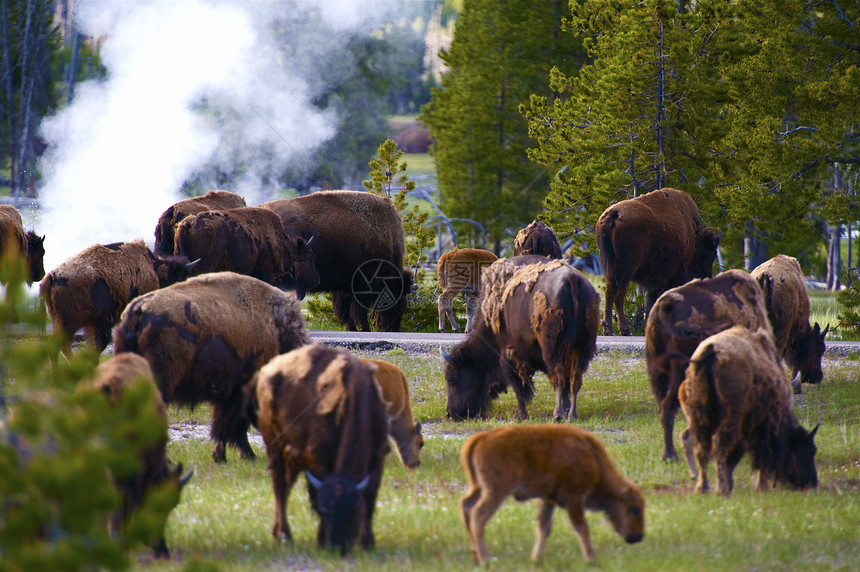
132, 347, 858, 571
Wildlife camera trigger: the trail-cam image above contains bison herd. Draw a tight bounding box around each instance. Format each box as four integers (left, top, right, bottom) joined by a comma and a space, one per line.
0, 185, 830, 563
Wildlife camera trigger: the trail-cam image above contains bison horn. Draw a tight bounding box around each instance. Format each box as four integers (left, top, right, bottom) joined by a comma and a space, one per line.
440, 345, 453, 363
355, 474, 371, 492
305, 470, 323, 490
186, 258, 201, 271
305, 234, 315, 248
790, 371, 802, 390
809, 423, 820, 439
179, 468, 194, 487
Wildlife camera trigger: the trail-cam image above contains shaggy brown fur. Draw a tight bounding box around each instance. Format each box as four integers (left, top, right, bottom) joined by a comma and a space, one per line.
596, 188, 720, 335
40, 240, 194, 354
84, 352, 191, 558
460, 425, 644, 564
436, 248, 498, 333
751, 255, 827, 387
445, 256, 600, 422
679, 326, 819, 494
113, 271, 309, 463
174, 206, 319, 297
153, 190, 246, 255
261, 191, 412, 332
360, 358, 423, 468
513, 220, 562, 259
244, 344, 390, 554
644, 269, 773, 460
0, 204, 44, 283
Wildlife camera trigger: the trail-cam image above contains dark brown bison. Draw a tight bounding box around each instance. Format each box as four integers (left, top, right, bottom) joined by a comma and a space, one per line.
244, 344, 390, 554
113, 271, 309, 463
153, 190, 246, 255
679, 326, 819, 494
0, 204, 45, 283
460, 425, 644, 564
751, 254, 827, 388
596, 188, 720, 335
173, 206, 319, 298
645, 269, 773, 461
40, 240, 197, 354
443, 256, 600, 422
260, 191, 412, 332
84, 352, 192, 558
435, 248, 498, 333
513, 220, 562, 259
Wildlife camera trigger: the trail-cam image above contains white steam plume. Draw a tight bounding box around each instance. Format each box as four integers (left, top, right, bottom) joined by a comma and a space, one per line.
38, 0, 384, 271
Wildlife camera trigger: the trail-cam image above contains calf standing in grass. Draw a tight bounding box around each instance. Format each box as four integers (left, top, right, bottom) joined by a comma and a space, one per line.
679, 326, 819, 495
436, 248, 498, 333
360, 358, 423, 468
460, 425, 644, 564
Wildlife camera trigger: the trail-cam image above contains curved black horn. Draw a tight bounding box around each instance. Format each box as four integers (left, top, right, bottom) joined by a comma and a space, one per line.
185, 258, 201, 271
305, 470, 323, 490
355, 474, 371, 492
790, 371, 802, 390
809, 423, 820, 439
440, 345, 453, 363
179, 468, 194, 487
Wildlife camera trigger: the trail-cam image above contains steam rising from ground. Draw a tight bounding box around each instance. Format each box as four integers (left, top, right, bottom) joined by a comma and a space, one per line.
38, 0, 382, 270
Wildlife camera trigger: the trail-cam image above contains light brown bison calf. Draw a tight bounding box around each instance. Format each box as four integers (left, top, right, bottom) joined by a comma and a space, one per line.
460, 425, 644, 564
679, 326, 819, 495
360, 358, 423, 468
435, 248, 498, 333
84, 352, 192, 558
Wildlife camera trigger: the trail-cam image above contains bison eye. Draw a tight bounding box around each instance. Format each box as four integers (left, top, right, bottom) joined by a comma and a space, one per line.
630, 506, 641, 517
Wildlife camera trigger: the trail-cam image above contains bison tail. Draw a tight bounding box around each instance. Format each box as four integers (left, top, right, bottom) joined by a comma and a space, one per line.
459, 432, 483, 489
242, 375, 260, 430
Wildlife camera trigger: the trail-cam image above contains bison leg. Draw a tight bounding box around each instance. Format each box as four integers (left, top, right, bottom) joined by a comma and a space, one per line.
549, 364, 572, 423
209, 402, 255, 462
659, 399, 679, 461
602, 281, 619, 335
463, 292, 479, 333
505, 360, 534, 420
467, 490, 506, 564
438, 291, 459, 333
565, 502, 595, 562
332, 292, 356, 330
680, 428, 698, 480
531, 499, 555, 562
460, 485, 482, 559
268, 447, 295, 542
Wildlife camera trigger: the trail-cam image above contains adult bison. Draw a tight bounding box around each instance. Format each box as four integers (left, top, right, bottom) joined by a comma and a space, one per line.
436, 248, 498, 333
113, 271, 309, 463
596, 188, 720, 335
751, 254, 827, 388
260, 191, 412, 332
679, 326, 819, 494
83, 352, 192, 558
443, 256, 600, 422
173, 206, 319, 298
460, 425, 644, 564
153, 190, 246, 255
645, 269, 773, 461
513, 220, 563, 259
244, 344, 390, 554
0, 204, 45, 284
40, 240, 197, 354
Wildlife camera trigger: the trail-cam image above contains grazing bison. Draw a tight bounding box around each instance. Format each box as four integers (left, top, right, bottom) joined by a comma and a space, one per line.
245, 344, 390, 554
436, 248, 498, 333
460, 425, 644, 564
751, 254, 827, 388
113, 271, 309, 462
443, 256, 600, 422
679, 326, 819, 494
0, 204, 45, 283
360, 358, 424, 468
260, 191, 412, 332
513, 220, 562, 259
645, 269, 773, 461
596, 188, 720, 335
84, 352, 192, 558
174, 206, 319, 298
40, 240, 197, 354
153, 190, 246, 255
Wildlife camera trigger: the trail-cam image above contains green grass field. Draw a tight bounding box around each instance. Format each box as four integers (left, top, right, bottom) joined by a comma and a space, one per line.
130, 348, 858, 571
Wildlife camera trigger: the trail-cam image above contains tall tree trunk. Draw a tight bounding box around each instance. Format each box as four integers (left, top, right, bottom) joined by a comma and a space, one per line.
743, 221, 768, 271
827, 225, 842, 291
654, 17, 666, 190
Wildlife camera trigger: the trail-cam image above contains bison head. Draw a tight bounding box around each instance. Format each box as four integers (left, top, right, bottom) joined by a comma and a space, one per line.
789, 322, 828, 385
151, 253, 199, 287
604, 485, 645, 545
24, 231, 45, 283
782, 423, 819, 490
689, 228, 721, 280
394, 422, 424, 469
283, 234, 319, 299
306, 471, 371, 555
442, 345, 500, 420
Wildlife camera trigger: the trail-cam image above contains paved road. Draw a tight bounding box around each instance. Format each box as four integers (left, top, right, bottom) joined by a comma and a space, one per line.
309, 330, 859, 357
